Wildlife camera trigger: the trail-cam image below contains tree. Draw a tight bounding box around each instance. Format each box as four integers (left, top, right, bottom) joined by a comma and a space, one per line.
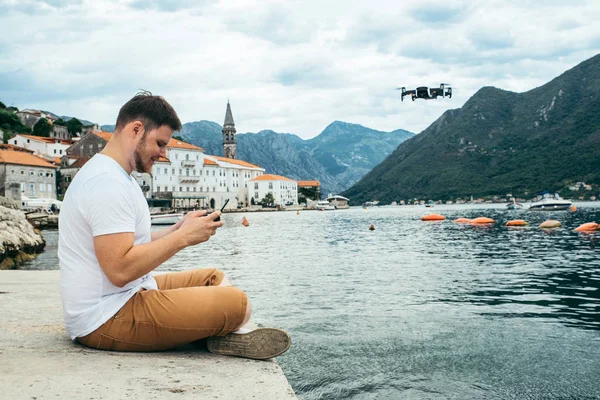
0, 101, 5, 109
54, 118, 67, 126
32, 118, 51, 137
172, 135, 184, 141
67, 118, 83, 136
261, 192, 275, 205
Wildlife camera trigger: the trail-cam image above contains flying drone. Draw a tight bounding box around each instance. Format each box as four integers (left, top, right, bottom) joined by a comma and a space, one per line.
397, 83, 452, 101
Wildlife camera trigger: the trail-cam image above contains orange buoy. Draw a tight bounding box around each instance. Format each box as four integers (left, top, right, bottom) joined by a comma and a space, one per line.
369, 224, 375, 231
470, 217, 495, 224
241, 217, 249, 227
296, 211, 300, 215
453, 218, 471, 223
506, 219, 528, 227
574, 222, 599, 232
539, 220, 561, 229
421, 214, 446, 221
570, 205, 577, 212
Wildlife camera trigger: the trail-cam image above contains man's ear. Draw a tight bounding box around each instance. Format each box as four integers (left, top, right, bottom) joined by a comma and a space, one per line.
131, 121, 145, 137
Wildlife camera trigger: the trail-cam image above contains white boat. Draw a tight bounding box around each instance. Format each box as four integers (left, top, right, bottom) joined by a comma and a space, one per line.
362, 200, 379, 208
506, 199, 524, 210
151, 213, 183, 225
316, 200, 336, 210
529, 193, 572, 211
326, 194, 349, 209
21, 195, 62, 212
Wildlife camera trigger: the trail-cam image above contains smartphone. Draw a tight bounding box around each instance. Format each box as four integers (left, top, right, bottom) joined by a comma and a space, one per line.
214, 199, 229, 222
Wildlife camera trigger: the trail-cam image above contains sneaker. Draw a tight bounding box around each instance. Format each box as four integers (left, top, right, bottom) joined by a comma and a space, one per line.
206, 328, 291, 360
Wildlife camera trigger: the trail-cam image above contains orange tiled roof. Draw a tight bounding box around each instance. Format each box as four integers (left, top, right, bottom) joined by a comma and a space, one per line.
70, 157, 91, 168
92, 131, 113, 141
53, 156, 61, 165
297, 180, 320, 187
16, 134, 74, 145
204, 158, 217, 166
167, 138, 204, 151
249, 174, 294, 182
16, 134, 55, 144
0, 144, 58, 168
156, 156, 170, 163
211, 155, 262, 169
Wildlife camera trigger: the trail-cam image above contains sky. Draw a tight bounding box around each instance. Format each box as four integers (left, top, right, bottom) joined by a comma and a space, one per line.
1, 0, 600, 139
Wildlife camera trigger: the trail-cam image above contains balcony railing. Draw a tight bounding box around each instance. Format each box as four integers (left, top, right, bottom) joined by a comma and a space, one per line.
178, 175, 202, 183
181, 161, 196, 167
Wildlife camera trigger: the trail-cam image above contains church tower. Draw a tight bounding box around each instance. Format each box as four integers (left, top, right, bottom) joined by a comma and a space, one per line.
222, 101, 237, 159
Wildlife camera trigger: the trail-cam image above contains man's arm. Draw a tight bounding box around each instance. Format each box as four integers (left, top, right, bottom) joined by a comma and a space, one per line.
95, 211, 222, 287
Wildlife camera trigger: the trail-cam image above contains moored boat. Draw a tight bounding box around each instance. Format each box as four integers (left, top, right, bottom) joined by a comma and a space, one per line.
316, 200, 336, 210
150, 213, 183, 225
506, 199, 524, 210
529, 192, 572, 211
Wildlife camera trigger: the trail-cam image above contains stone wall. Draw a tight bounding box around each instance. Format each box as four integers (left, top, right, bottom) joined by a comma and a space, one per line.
0, 196, 46, 270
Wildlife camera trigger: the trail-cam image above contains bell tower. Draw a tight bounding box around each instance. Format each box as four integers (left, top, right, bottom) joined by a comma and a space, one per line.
222, 101, 237, 159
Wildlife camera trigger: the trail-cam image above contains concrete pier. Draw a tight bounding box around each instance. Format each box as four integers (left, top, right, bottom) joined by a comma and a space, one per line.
0, 270, 297, 399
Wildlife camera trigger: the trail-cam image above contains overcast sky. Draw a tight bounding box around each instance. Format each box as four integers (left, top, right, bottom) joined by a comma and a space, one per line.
1, 0, 599, 139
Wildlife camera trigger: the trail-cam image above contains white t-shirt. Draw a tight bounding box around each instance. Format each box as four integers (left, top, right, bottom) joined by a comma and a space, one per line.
58, 154, 158, 340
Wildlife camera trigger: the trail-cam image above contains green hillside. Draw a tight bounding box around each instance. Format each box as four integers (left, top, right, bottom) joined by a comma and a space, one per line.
343, 54, 600, 203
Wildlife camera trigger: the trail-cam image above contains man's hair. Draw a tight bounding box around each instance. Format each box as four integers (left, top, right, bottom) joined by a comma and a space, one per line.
114, 91, 182, 133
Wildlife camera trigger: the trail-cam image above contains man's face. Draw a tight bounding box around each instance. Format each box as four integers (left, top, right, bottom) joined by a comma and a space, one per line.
134, 125, 173, 173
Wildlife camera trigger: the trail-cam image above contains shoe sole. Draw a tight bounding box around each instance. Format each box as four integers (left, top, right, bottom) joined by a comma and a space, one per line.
207, 328, 291, 360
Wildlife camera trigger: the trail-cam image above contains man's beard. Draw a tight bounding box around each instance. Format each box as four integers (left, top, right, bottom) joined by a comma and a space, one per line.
134, 136, 149, 173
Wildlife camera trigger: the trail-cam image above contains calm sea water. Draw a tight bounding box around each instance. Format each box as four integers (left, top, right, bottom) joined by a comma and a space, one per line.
24, 204, 600, 399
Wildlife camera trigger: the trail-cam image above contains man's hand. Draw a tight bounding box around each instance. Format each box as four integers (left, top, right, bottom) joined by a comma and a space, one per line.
177, 211, 224, 246
173, 210, 207, 231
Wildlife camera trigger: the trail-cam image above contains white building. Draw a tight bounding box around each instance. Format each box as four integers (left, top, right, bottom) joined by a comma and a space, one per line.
9, 134, 72, 160
248, 174, 298, 206
0, 144, 58, 202
150, 138, 265, 210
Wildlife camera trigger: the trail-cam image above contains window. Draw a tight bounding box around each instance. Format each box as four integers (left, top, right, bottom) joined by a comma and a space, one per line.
269, 182, 273, 190
40, 183, 45, 192
142, 180, 146, 186
39, 172, 44, 176
254, 183, 258, 190
179, 187, 182, 192
29, 183, 36, 195
30, 171, 34, 176
156, 169, 160, 175
47, 183, 52, 192
186, 187, 189, 192
176, 154, 178, 160
21, 183, 25, 192
186, 154, 189, 161
164, 168, 168, 174
54, 149, 57, 154
157, 186, 161, 192
172, 168, 175, 174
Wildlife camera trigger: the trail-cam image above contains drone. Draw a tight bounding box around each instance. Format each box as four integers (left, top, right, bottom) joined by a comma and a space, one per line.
397, 83, 452, 101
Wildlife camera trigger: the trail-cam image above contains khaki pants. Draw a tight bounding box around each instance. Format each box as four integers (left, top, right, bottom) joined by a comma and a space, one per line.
77, 268, 248, 351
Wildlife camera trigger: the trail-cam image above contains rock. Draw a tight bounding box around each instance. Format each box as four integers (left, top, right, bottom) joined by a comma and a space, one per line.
0, 196, 46, 270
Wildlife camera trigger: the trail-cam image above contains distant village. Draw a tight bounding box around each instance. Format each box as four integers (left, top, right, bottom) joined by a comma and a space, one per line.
0, 103, 330, 212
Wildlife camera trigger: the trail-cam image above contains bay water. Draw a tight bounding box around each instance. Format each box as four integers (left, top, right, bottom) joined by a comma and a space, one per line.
23, 204, 600, 399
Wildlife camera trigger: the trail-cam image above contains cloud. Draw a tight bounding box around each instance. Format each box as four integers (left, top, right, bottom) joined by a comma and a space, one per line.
1, 0, 600, 138
409, 2, 468, 25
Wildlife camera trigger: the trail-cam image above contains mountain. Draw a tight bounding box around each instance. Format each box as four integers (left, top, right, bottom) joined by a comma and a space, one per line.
181, 121, 414, 195
342, 54, 600, 204
101, 124, 115, 132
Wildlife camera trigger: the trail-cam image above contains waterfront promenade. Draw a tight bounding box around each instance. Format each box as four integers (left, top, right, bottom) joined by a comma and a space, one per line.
0, 270, 296, 399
